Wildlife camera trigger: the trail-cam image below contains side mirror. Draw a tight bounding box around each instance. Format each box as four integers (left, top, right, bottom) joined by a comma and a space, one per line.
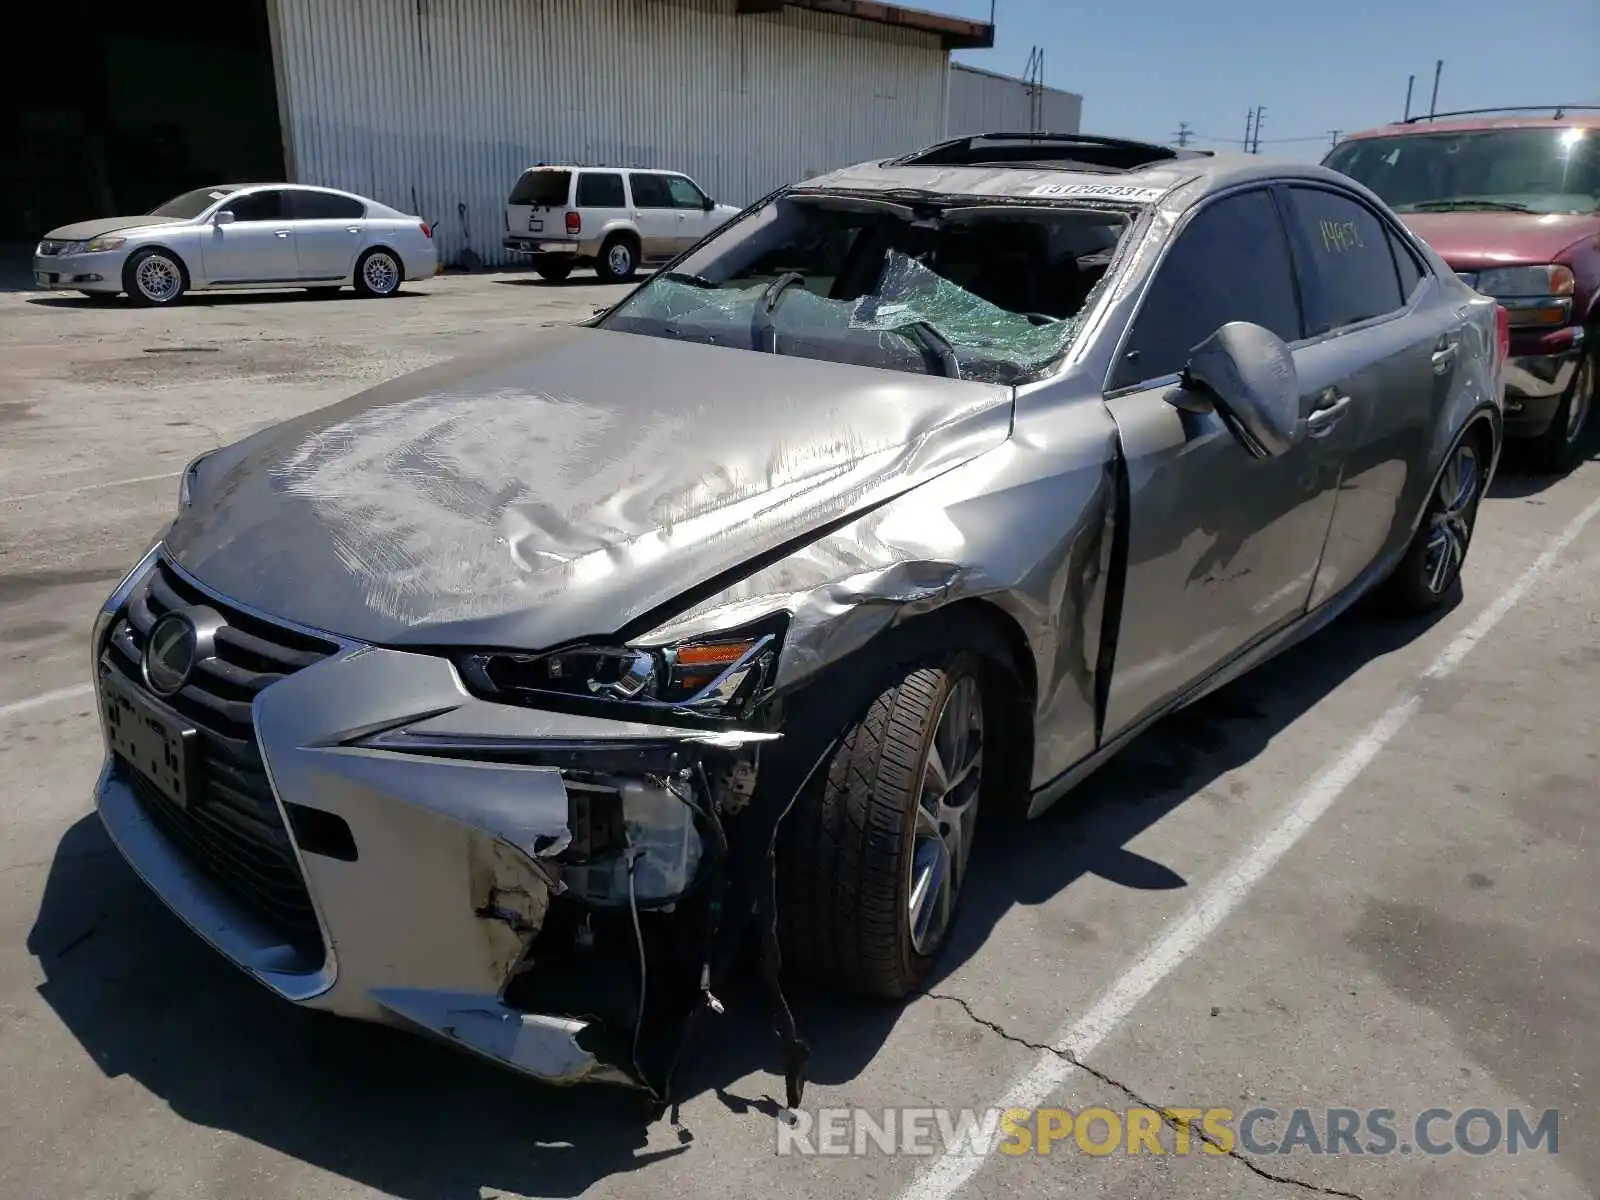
1179, 321, 1300, 459
702, 196, 715, 211
212, 210, 236, 225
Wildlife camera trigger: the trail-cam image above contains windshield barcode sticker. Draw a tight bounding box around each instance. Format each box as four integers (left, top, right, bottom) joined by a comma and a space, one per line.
1028, 183, 1169, 202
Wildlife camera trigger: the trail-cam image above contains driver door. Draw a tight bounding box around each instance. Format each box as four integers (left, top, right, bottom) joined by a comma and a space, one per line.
201, 189, 299, 283
1100, 186, 1348, 740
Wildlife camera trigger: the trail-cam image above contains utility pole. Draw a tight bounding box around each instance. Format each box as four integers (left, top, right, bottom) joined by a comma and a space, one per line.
1173, 121, 1192, 148
1244, 108, 1256, 152
1328, 129, 1343, 149
1428, 59, 1443, 118
1250, 106, 1266, 153
1023, 45, 1045, 134
1403, 74, 1416, 121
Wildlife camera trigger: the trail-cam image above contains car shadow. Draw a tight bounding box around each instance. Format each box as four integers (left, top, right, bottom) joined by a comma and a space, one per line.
27, 599, 1451, 1196
24, 290, 429, 309
1489, 438, 1600, 497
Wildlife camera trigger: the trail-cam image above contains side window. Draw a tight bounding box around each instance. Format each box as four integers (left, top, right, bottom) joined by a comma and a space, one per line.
575, 172, 625, 208
665, 176, 707, 209
1388, 225, 1425, 302
289, 191, 365, 220
628, 173, 673, 208
1286, 186, 1405, 334
223, 190, 286, 222
1112, 189, 1302, 390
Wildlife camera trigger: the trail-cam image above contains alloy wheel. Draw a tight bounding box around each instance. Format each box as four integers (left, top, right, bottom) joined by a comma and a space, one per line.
908, 673, 984, 955
1421, 441, 1481, 595
608, 242, 634, 276
362, 252, 399, 295
135, 255, 182, 302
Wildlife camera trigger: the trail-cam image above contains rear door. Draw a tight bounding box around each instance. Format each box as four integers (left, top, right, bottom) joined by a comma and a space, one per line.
1277, 183, 1456, 607
1100, 186, 1347, 740
200, 188, 297, 283
625, 172, 680, 261
287, 189, 367, 281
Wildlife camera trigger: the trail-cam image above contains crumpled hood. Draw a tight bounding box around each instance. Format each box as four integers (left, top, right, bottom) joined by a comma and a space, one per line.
1397, 211, 1600, 270
165, 326, 1014, 648
42, 215, 188, 241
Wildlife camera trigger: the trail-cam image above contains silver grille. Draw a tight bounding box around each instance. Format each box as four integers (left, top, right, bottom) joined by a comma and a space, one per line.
100, 558, 338, 957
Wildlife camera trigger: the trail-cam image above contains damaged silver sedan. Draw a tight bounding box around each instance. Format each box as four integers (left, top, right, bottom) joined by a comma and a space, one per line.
89, 133, 1507, 1108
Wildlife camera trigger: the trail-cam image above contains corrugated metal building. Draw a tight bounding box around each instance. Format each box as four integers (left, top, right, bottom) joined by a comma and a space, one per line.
946, 63, 1083, 138
266, 0, 994, 266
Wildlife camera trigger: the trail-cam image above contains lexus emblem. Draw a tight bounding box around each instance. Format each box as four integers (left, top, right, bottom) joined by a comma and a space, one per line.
142, 606, 223, 697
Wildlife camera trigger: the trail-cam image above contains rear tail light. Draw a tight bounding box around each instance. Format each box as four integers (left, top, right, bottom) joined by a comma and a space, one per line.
565, 211, 581, 235
1494, 304, 1510, 363
419, 222, 433, 239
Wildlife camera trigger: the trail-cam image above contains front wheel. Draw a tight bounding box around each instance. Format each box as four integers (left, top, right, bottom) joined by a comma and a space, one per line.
1377, 434, 1487, 612
1527, 348, 1596, 474
122, 249, 187, 306
777, 649, 990, 999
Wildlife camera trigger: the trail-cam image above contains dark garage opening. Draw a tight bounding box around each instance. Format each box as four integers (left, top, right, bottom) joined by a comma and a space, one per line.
2, 0, 284, 249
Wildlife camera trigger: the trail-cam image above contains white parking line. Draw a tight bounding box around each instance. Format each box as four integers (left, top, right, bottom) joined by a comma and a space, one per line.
0, 471, 180, 506
0, 683, 94, 724
903, 490, 1600, 1200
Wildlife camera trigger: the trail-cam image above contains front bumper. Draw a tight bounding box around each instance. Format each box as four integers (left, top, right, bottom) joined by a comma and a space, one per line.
32, 249, 123, 292
1502, 325, 1587, 439
90, 552, 755, 1090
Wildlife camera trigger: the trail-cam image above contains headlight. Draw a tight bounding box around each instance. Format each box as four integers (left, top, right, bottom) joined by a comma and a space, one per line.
84, 236, 127, 253
455, 613, 787, 723
1474, 265, 1576, 329
1474, 264, 1575, 298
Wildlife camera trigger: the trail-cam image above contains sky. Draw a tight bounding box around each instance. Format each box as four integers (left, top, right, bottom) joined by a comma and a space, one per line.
929, 0, 1600, 162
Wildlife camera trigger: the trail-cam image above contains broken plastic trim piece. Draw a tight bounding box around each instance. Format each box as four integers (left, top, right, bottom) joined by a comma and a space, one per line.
371, 988, 641, 1087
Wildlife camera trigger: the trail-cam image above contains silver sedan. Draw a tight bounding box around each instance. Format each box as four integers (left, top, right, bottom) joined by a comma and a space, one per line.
33, 183, 440, 305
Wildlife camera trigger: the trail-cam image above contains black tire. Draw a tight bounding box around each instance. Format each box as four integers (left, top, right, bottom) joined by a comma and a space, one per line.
1526, 344, 1596, 474
535, 259, 573, 282
593, 234, 638, 283
122, 248, 187, 306
353, 247, 403, 298
776, 641, 1000, 1000
1376, 430, 1489, 613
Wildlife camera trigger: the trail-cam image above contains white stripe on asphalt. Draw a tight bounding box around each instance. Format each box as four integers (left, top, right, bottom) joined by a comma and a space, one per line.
0, 683, 94, 724
0, 471, 180, 505
903, 489, 1600, 1200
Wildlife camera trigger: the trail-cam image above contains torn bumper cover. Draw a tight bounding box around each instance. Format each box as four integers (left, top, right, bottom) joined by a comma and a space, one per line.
92, 631, 810, 1104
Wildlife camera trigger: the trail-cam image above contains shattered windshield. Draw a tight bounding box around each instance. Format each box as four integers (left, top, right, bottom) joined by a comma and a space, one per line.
1325, 127, 1600, 215
597, 193, 1129, 384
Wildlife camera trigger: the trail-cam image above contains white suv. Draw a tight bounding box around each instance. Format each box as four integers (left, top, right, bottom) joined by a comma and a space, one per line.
503, 165, 741, 282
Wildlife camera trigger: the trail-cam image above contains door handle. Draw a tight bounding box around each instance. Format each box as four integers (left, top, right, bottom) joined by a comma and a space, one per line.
346, 226, 360, 233
1431, 337, 1459, 374
275, 230, 291, 238
1306, 394, 1352, 437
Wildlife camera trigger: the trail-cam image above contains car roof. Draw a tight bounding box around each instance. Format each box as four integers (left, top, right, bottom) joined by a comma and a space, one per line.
517, 164, 685, 173
795, 142, 1362, 209
1340, 109, 1600, 141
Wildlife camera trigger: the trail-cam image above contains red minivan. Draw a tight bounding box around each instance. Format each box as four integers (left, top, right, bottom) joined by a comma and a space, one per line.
1325, 109, 1600, 471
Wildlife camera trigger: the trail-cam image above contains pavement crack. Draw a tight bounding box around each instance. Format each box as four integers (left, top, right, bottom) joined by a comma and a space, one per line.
924, 992, 1366, 1200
